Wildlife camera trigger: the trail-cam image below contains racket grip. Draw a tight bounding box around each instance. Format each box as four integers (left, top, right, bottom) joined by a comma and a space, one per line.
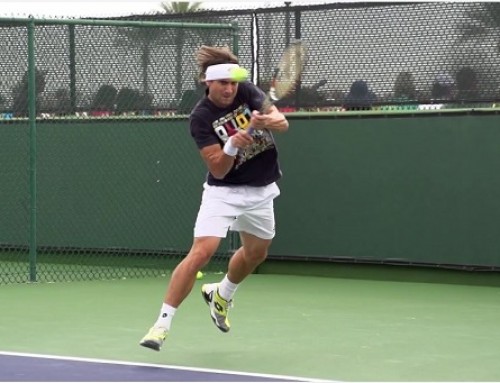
247, 127, 254, 135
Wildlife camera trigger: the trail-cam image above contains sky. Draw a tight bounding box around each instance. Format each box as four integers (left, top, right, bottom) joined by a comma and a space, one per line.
0, 1, 333, 19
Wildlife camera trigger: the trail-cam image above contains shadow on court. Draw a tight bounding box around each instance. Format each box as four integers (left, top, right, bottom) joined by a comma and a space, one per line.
0, 353, 303, 382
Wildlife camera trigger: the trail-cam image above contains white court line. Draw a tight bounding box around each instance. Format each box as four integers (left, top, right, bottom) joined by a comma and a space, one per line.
0, 350, 338, 383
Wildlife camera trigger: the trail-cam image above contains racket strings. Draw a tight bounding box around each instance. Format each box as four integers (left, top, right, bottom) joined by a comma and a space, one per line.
259, 42, 306, 114
274, 43, 306, 99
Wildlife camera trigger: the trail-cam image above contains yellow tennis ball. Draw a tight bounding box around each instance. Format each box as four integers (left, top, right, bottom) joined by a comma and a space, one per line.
230, 67, 249, 82
196, 271, 204, 280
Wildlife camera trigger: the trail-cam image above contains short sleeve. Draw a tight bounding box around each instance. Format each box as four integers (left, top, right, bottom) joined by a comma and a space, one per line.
239, 82, 266, 111
189, 114, 220, 150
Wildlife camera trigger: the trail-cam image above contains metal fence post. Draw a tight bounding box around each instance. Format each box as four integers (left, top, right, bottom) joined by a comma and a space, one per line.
28, 16, 37, 282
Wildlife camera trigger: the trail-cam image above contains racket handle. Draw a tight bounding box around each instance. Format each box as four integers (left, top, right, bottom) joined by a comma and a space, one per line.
247, 127, 254, 135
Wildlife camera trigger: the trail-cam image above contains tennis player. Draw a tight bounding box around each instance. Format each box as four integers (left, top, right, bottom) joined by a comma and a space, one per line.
140, 45, 289, 351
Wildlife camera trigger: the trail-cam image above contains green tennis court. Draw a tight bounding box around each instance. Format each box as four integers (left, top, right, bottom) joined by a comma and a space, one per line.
1, 270, 499, 381
2, 5, 500, 381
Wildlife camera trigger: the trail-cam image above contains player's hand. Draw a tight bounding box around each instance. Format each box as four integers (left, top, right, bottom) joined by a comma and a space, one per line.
229, 130, 254, 149
250, 110, 269, 130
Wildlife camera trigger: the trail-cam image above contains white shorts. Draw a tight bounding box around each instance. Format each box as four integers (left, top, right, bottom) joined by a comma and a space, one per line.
194, 182, 280, 240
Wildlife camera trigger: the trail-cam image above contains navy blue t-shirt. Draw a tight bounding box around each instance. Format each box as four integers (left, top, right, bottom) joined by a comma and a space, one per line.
189, 82, 282, 187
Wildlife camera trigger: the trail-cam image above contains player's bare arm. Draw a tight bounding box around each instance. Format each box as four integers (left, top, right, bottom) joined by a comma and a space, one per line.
200, 131, 253, 179
251, 105, 289, 132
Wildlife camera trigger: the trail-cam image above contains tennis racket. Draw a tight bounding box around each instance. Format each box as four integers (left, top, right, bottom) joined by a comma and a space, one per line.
248, 40, 306, 134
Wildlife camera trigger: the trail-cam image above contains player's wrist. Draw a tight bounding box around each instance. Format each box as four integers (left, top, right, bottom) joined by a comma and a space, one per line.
223, 137, 239, 157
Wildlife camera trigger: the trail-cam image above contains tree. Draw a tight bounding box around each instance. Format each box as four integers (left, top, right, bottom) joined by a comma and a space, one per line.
54, 88, 72, 115
91, 85, 117, 111
115, 3, 203, 109
160, 2, 204, 102
116, 87, 153, 114
456, 66, 480, 101
455, 4, 500, 100
11, 68, 47, 117
160, 1, 203, 13
393, 71, 416, 101
115, 28, 166, 96
456, 3, 500, 52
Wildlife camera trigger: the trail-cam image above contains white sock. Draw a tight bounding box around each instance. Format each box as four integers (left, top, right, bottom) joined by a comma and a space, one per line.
218, 275, 239, 301
153, 303, 177, 330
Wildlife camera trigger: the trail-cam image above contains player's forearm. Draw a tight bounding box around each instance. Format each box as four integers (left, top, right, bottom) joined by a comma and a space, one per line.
265, 111, 289, 132
252, 107, 289, 133
206, 151, 235, 179
200, 134, 253, 179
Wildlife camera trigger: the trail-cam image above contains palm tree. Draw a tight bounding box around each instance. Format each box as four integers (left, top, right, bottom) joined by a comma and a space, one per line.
160, 2, 204, 102
114, 3, 203, 101
456, 3, 500, 52
160, 2, 203, 13
455, 3, 500, 100
115, 28, 163, 96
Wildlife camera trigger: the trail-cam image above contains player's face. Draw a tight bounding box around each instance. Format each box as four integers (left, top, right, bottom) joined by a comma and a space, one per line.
207, 79, 239, 108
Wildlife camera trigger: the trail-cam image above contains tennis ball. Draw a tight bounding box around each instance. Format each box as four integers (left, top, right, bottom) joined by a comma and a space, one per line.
230, 67, 249, 82
196, 271, 204, 280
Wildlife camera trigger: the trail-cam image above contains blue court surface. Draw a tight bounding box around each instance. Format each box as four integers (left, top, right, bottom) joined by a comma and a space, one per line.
0, 351, 333, 382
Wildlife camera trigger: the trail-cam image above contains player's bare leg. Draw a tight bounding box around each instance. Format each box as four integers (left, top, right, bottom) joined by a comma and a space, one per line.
202, 232, 271, 332
166, 236, 221, 306
140, 236, 220, 350
227, 232, 271, 283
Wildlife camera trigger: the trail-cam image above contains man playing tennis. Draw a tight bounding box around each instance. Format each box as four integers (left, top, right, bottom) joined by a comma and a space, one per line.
140, 45, 289, 351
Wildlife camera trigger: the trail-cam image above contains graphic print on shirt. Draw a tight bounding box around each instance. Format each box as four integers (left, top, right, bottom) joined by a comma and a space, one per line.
212, 104, 275, 169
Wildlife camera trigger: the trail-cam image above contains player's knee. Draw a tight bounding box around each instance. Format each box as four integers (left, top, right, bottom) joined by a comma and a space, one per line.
187, 237, 220, 266
244, 248, 268, 265
190, 248, 214, 266
186, 245, 217, 268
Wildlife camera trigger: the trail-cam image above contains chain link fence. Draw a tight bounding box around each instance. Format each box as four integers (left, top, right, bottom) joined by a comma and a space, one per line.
0, 18, 237, 117
128, 2, 500, 110
3, 3, 500, 118
0, 18, 237, 284
1, 2, 500, 284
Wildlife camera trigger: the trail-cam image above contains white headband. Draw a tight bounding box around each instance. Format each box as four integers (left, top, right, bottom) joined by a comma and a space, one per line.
205, 63, 239, 81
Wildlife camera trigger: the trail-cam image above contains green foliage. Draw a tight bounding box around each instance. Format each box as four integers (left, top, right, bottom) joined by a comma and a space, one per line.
393, 71, 416, 100
116, 88, 153, 114
456, 3, 500, 51
91, 85, 117, 111
54, 88, 72, 115
115, 28, 170, 96
11, 68, 46, 117
456, 66, 480, 100
160, 1, 204, 13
